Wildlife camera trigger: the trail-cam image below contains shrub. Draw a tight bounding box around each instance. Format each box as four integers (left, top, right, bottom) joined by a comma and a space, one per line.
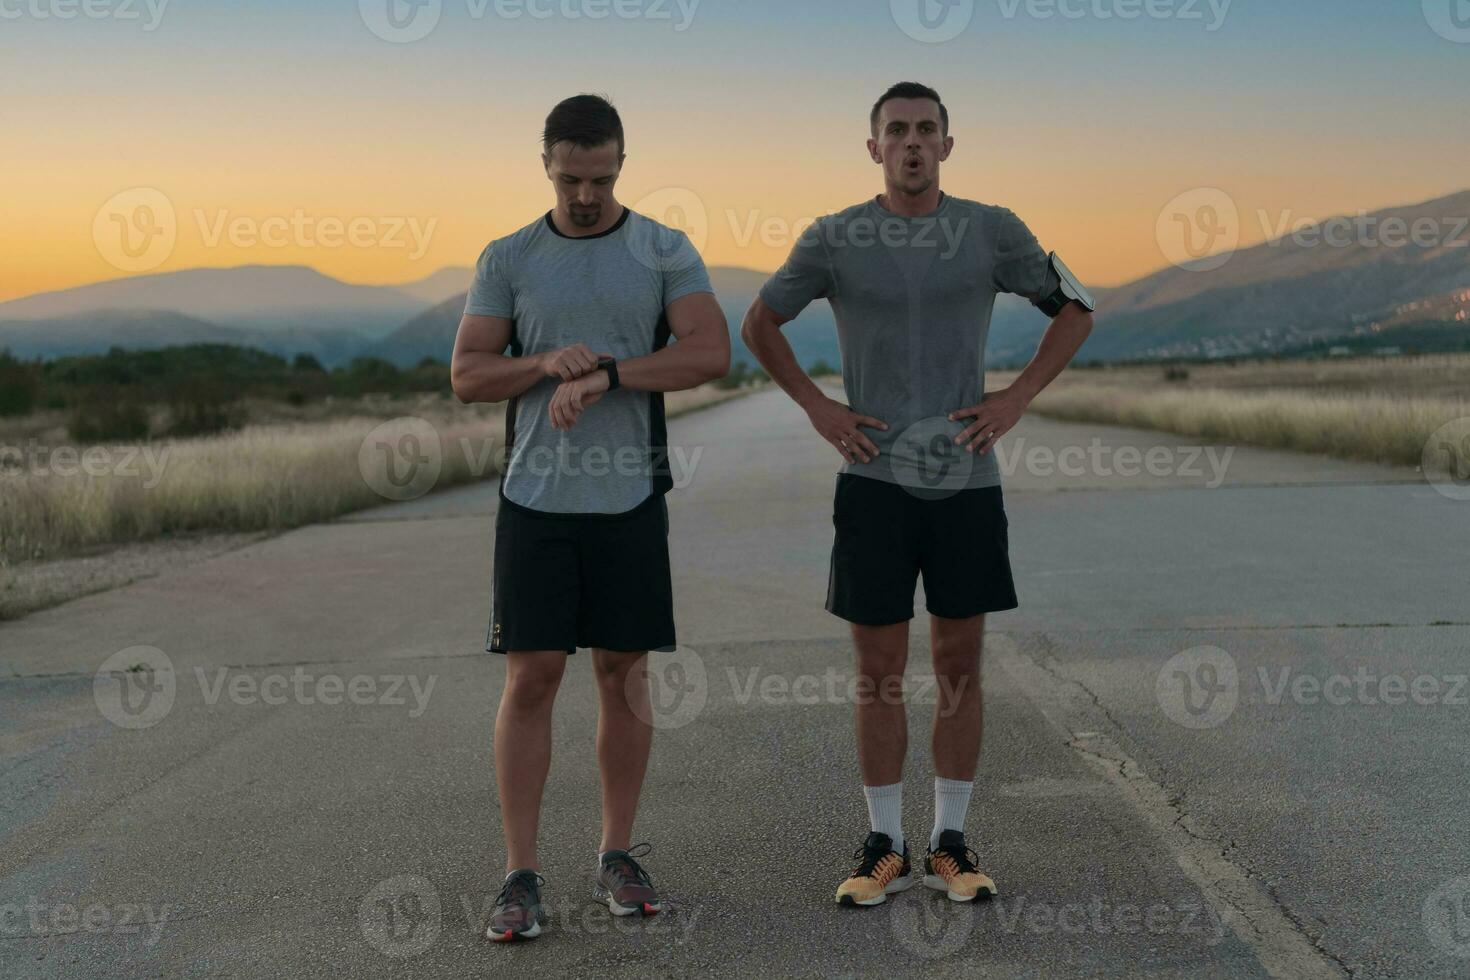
0, 349, 39, 417
68, 386, 151, 442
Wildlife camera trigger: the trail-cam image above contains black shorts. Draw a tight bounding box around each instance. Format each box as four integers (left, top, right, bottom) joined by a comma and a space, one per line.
826, 474, 1018, 626
487, 493, 676, 655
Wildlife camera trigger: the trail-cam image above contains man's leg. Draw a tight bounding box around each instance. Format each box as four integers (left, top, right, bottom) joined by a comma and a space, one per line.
930, 613, 984, 783
592, 648, 652, 853
853, 622, 910, 787
495, 650, 568, 874
833, 620, 918, 905
920, 612, 997, 901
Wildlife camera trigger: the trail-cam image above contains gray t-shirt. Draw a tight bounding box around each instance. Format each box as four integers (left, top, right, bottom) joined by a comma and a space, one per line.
758, 194, 1057, 493
466, 208, 713, 515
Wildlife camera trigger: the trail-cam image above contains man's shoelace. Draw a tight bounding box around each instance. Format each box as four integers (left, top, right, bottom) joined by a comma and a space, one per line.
935, 843, 981, 875
850, 841, 895, 878
603, 842, 655, 890
494, 871, 545, 910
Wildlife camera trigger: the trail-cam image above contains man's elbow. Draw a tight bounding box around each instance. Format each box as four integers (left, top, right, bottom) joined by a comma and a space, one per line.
706, 336, 732, 383
449, 359, 483, 404
739, 303, 778, 355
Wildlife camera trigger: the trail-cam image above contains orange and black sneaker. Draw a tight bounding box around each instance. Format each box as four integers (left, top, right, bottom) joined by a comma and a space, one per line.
923, 829, 997, 902
835, 831, 915, 907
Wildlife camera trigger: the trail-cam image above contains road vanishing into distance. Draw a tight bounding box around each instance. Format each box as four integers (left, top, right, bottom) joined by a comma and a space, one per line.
3, 387, 1467, 978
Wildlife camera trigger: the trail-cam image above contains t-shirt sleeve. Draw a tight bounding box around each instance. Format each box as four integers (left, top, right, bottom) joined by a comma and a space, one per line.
990, 209, 1052, 302
758, 221, 835, 319
660, 230, 715, 306
464, 241, 514, 318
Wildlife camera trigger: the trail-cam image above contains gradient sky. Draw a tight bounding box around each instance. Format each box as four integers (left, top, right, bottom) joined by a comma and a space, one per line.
3, 0, 1468, 303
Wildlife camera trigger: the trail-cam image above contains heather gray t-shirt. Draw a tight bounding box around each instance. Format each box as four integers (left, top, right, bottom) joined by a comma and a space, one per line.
759, 194, 1058, 493
466, 208, 713, 515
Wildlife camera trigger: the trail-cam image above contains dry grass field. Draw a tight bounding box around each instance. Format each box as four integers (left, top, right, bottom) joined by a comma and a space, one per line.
0, 384, 752, 581
991, 353, 1470, 469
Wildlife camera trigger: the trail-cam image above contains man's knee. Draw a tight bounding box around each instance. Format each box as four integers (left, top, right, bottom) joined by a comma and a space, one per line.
931, 617, 983, 681
504, 653, 567, 706
853, 626, 907, 680
592, 651, 647, 691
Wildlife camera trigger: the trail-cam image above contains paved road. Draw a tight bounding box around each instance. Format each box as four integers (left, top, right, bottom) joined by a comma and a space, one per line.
2, 388, 1467, 978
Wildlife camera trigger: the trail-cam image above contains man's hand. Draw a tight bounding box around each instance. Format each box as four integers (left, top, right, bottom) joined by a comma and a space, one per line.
538, 344, 611, 382
950, 385, 1031, 455
549, 369, 611, 430
803, 394, 888, 464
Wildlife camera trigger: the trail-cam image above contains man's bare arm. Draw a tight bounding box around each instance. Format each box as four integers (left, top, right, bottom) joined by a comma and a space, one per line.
618, 291, 731, 392
1009, 302, 1094, 403
449, 313, 606, 404
741, 296, 886, 465
545, 292, 731, 430
951, 302, 1094, 453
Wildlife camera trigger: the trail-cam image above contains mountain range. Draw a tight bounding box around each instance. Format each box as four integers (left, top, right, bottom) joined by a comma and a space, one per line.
3, 190, 1467, 369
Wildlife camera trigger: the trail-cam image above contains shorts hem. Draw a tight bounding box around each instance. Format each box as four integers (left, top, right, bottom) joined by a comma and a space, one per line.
825, 603, 915, 627
924, 598, 1020, 620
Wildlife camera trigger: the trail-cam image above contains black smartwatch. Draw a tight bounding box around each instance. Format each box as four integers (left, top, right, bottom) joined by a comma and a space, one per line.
597, 356, 620, 391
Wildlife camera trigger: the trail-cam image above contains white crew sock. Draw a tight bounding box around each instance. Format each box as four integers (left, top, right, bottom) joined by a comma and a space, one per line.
863, 782, 904, 854
932, 777, 974, 851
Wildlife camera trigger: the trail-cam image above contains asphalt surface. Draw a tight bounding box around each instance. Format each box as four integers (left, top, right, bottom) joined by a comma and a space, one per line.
2, 387, 1467, 978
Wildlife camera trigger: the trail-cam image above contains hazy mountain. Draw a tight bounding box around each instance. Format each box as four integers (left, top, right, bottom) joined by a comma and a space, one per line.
1079, 189, 1470, 361
391, 266, 473, 304
0, 310, 368, 366
0, 265, 429, 340
370, 293, 466, 366
11, 189, 1467, 372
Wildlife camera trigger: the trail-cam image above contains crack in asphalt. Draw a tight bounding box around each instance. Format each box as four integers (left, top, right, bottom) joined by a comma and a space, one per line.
1013, 642, 1348, 979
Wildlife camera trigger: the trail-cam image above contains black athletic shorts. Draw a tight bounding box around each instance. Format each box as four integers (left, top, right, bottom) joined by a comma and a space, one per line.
826, 473, 1018, 626
487, 492, 676, 655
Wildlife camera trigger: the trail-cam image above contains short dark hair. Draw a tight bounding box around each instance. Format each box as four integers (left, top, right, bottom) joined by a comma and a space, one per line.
543, 94, 625, 155
870, 82, 948, 138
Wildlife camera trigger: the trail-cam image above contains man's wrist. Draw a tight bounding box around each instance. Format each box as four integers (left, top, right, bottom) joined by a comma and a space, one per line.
596, 356, 620, 391
1010, 378, 1041, 406
795, 382, 828, 414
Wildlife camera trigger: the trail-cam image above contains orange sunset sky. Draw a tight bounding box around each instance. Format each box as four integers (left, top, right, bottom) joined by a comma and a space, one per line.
4, 0, 1469, 304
